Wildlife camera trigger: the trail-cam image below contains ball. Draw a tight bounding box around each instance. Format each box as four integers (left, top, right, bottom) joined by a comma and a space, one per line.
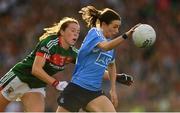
132, 24, 156, 48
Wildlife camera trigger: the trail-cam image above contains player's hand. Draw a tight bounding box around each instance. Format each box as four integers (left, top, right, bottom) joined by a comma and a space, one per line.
56, 81, 68, 91
116, 73, 133, 86
126, 23, 141, 38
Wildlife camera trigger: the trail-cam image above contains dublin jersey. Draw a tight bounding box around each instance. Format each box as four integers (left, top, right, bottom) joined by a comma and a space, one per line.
11, 35, 77, 88
71, 28, 115, 91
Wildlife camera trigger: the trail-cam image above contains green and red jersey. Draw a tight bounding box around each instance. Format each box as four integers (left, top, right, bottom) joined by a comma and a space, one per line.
11, 35, 78, 88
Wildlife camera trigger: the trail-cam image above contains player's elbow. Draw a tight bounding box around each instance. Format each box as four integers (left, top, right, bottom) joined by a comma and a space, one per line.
101, 46, 112, 51
97, 42, 112, 51
99, 45, 111, 51
31, 64, 40, 76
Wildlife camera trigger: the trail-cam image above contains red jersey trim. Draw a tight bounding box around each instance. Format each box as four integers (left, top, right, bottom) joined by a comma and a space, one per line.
36, 52, 50, 59
36, 52, 44, 57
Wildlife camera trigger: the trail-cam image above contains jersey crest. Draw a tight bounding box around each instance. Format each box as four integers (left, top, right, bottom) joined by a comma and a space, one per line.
95, 52, 112, 68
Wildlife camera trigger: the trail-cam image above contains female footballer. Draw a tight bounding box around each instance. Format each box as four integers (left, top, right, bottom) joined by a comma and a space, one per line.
57, 6, 139, 112
0, 17, 80, 112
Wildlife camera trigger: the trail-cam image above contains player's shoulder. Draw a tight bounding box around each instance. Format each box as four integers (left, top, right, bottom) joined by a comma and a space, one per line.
40, 35, 58, 45
43, 35, 58, 41
88, 27, 102, 37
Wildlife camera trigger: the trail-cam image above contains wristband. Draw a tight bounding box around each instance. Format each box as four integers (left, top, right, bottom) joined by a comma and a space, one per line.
122, 33, 128, 39
52, 80, 59, 87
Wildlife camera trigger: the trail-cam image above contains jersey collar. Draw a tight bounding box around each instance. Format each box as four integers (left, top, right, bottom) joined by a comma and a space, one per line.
58, 36, 62, 47
58, 36, 72, 51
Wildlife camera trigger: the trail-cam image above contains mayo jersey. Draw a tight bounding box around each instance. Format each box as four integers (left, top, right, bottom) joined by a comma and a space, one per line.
71, 28, 115, 91
12, 35, 77, 88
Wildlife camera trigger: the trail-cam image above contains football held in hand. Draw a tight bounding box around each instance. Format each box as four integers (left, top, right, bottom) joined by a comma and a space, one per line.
132, 24, 156, 48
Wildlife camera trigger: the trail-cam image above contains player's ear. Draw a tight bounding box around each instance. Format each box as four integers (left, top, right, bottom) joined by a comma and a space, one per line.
102, 22, 107, 25
60, 30, 64, 36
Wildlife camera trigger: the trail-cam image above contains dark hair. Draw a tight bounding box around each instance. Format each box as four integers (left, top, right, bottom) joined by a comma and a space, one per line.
39, 17, 79, 41
79, 6, 121, 28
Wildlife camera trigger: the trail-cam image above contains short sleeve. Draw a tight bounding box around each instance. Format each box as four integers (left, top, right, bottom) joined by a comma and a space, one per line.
35, 37, 57, 59
83, 28, 105, 53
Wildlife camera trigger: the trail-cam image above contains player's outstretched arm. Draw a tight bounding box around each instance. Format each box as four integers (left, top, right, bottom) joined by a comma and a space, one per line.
97, 24, 141, 51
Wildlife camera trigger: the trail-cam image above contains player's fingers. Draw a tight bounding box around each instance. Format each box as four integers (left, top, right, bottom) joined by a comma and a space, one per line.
134, 23, 142, 29
131, 23, 142, 32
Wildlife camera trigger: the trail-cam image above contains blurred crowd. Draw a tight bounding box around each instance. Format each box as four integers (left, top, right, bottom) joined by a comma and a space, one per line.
0, 0, 179, 112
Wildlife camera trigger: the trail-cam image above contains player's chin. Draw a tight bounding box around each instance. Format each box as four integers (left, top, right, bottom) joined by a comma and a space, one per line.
69, 42, 76, 46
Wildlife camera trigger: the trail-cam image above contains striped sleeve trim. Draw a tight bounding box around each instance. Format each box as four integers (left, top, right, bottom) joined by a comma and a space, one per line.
47, 38, 58, 50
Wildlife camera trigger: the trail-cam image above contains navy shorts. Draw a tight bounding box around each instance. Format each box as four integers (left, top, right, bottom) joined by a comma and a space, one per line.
57, 82, 104, 112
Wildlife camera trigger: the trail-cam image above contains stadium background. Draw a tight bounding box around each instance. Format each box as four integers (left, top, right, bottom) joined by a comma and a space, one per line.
0, 0, 179, 112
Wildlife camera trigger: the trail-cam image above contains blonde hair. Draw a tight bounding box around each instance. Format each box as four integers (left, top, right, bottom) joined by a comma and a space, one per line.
39, 17, 79, 41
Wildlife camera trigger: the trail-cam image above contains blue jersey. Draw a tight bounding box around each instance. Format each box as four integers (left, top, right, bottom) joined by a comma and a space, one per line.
71, 27, 115, 91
